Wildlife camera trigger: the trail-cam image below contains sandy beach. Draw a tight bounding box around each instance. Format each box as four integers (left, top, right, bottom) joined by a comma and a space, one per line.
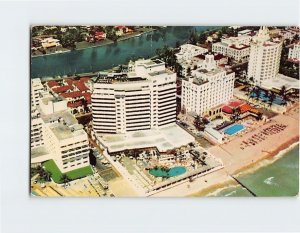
150, 104, 299, 197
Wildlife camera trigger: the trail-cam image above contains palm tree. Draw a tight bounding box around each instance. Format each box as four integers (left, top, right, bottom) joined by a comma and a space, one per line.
268, 91, 276, 107
60, 174, 71, 188
254, 87, 261, 101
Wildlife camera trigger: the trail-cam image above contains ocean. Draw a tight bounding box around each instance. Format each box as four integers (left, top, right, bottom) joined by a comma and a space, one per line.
209, 144, 299, 197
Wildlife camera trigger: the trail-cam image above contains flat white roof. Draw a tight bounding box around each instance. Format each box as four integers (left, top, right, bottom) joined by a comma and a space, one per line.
261, 74, 300, 91
96, 124, 195, 153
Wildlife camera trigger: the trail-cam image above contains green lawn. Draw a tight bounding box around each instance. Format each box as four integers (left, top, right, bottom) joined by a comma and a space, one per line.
43, 160, 93, 183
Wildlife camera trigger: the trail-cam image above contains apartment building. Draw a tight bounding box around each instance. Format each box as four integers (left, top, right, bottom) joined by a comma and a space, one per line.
181, 54, 235, 115
248, 26, 283, 85
40, 110, 90, 173
31, 78, 44, 108
31, 108, 44, 149
288, 43, 300, 62
212, 35, 251, 61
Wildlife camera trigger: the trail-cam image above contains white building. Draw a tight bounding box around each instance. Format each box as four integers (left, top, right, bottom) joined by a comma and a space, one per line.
248, 26, 283, 85
181, 54, 235, 115
31, 78, 44, 108
176, 44, 208, 62
92, 59, 177, 134
31, 108, 44, 149
39, 94, 68, 115
41, 110, 90, 173
31, 91, 90, 173
288, 44, 300, 62
212, 35, 251, 61
41, 37, 61, 49
238, 29, 252, 36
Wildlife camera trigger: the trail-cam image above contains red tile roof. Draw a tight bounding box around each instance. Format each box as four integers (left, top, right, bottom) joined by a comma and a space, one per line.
73, 80, 89, 92
67, 100, 83, 108
82, 92, 91, 104
64, 78, 73, 86
61, 91, 83, 99
79, 77, 90, 83
114, 26, 127, 30
47, 80, 59, 88
239, 103, 252, 113
52, 85, 73, 93
95, 31, 106, 36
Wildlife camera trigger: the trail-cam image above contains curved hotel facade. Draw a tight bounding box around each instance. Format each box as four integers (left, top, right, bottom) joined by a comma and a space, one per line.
92, 59, 177, 134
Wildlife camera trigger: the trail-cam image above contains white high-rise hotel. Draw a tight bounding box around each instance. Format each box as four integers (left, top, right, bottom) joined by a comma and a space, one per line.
181, 54, 235, 115
92, 59, 177, 134
248, 26, 283, 85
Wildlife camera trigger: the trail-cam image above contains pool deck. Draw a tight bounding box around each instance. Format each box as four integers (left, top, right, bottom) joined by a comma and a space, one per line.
153, 104, 299, 197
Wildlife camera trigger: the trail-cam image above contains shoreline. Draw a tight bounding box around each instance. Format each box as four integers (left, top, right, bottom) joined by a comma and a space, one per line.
31, 28, 156, 58
153, 106, 299, 197
189, 140, 299, 197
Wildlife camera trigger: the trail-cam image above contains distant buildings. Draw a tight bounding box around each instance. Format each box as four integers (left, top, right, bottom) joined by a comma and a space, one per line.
181, 54, 235, 116
248, 26, 283, 85
212, 35, 251, 61
41, 37, 61, 49
92, 59, 177, 134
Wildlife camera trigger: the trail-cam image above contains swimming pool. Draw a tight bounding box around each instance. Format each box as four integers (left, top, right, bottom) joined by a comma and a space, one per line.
149, 166, 186, 177
224, 124, 245, 135
250, 92, 286, 105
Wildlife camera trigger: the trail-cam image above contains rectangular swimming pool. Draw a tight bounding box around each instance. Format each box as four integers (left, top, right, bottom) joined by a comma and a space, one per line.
224, 124, 245, 136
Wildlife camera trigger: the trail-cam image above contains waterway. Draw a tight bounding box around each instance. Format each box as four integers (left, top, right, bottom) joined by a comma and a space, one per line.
31, 26, 217, 78
210, 144, 299, 197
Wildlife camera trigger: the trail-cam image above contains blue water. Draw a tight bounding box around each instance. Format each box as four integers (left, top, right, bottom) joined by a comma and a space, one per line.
250, 92, 286, 105
224, 124, 245, 135
31, 26, 218, 78
215, 145, 299, 197
149, 166, 186, 177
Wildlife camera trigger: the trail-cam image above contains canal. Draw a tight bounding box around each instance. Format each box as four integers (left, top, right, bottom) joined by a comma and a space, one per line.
31, 26, 218, 78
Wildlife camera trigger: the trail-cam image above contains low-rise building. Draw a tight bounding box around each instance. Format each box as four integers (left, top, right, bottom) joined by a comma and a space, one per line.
176, 44, 208, 62
212, 35, 251, 62
41, 37, 61, 49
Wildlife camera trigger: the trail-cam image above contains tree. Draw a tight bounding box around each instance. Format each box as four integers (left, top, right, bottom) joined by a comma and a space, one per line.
268, 91, 276, 107
60, 174, 71, 188
194, 115, 205, 131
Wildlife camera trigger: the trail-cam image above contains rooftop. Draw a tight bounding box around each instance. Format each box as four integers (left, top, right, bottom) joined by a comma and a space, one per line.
50, 122, 85, 140
96, 124, 195, 153
40, 110, 77, 125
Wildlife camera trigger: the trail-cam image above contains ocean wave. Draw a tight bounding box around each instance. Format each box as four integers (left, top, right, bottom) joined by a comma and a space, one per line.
235, 142, 299, 177
263, 176, 279, 186
224, 190, 237, 197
